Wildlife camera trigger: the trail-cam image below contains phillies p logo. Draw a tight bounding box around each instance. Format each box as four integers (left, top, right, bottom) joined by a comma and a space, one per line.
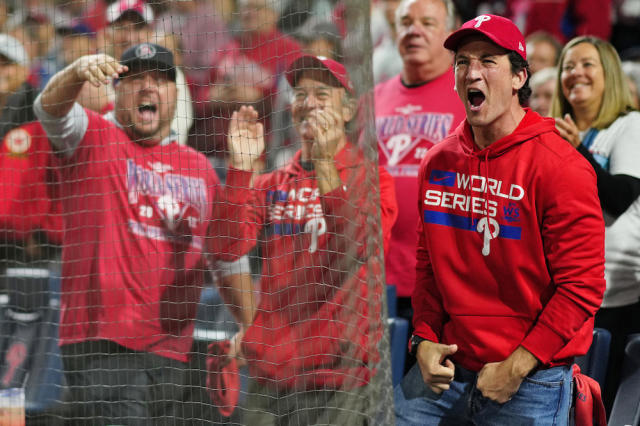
477, 217, 500, 256
474, 15, 491, 28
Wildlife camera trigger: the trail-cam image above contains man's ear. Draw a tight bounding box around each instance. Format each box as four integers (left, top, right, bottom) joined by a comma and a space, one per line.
513, 67, 527, 92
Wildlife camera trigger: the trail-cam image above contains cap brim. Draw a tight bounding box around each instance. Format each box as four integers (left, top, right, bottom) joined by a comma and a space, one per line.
120, 59, 176, 82
444, 28, 509, 53
109, 9, 147, 24
55, 27, 73, 36
285, 55, 353, 93
286, 55, 327, 87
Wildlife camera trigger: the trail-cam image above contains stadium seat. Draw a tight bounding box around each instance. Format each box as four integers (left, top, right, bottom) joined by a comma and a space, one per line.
575, 327, 611, 392
0, 268, 64, 417
608, 333, 640, 426
193, 286, 238, 341
386, 284, 397, 318
389, 316, 409, 387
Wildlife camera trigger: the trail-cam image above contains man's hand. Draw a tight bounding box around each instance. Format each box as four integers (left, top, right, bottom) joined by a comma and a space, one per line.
306, 107, 343, 164
555, 114, 581, 148
228, 328, 247, 368
73, 54, 127, 87
227, 105, 265, 171
39, 53, 127, 118
476, 346, 539, 404
415, 340, 458, 394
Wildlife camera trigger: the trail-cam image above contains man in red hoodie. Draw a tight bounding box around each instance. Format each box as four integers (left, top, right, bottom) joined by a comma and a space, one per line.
221, 55, 398, 425
395, 15, 605, 425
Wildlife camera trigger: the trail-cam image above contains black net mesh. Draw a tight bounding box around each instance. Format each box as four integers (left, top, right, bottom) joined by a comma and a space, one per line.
0, 0, 395, 424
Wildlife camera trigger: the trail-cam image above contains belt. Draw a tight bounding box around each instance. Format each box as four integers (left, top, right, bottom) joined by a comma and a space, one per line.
454, 366, 478, 383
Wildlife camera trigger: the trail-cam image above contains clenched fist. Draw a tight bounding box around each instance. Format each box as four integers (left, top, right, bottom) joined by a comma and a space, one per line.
73, 54, 127, 87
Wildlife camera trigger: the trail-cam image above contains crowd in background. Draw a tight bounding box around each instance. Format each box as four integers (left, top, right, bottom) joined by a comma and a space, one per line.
0, 0, 640, 422
1, 0, 640, 165
1, 0, 639, 168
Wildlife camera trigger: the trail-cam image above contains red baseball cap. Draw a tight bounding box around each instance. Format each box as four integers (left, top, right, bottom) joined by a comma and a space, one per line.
444, 14, 526, 60
286, 55, 354, 94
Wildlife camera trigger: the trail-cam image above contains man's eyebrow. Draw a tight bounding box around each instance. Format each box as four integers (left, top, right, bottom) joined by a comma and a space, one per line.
455, 52, 503, 60
294, 85, 332, 91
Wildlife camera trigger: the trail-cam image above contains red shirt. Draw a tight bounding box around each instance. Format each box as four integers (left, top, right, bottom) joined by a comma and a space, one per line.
0, 122, 62, 243
56, 109, 221, 362
375, 70, 466, 297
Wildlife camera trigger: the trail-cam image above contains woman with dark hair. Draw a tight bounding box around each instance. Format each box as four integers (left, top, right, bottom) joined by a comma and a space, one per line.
553, 35, 640, 414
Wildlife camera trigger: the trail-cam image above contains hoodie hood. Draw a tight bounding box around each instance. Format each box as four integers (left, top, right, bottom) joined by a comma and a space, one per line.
457, 109, 560, 158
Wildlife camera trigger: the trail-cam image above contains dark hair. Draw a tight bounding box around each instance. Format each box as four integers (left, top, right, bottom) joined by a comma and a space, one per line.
508, 51, 531, 106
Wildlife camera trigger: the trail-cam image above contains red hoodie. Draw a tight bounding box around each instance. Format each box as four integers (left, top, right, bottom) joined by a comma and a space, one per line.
220, 144, 398, 390
414, 109, 605, 372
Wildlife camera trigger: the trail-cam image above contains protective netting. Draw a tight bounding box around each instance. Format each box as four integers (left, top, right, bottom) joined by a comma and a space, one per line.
0, 0, 395, 424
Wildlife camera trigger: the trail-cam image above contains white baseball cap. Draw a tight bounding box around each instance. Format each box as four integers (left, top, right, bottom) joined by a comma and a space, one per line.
0, 34, 29, 67
107, 0, 154, 25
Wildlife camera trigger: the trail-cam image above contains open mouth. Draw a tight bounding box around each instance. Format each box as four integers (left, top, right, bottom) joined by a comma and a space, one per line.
137, 102, 158, 122
468, 89, 486, 110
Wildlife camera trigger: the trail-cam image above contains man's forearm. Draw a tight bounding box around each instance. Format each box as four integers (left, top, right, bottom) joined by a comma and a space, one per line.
39, 63, 85, 118
218, 272, 256, 329
507, 346, 540, 378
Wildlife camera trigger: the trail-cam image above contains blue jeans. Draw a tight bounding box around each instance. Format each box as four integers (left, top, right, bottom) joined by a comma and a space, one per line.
395, 363, 572, 425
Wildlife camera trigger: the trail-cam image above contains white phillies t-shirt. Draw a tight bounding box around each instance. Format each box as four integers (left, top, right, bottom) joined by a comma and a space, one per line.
587, 111, 640, 307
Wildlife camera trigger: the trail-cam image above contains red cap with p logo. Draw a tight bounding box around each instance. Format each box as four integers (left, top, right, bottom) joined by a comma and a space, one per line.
444, 14, 527, 60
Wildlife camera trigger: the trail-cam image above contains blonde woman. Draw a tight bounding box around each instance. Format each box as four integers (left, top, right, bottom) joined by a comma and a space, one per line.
552, 35, 640, 413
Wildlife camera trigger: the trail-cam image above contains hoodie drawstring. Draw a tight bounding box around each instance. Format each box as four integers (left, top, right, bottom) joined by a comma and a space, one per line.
477, 150, 499, 256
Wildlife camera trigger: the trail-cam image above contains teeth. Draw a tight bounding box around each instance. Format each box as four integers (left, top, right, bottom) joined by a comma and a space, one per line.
138, 103, 157, 112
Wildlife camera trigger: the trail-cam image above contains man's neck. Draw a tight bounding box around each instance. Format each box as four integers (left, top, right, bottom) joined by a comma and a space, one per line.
401, 59, 451, 86
243, 27, 276, 43
472, 107, 526, 149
